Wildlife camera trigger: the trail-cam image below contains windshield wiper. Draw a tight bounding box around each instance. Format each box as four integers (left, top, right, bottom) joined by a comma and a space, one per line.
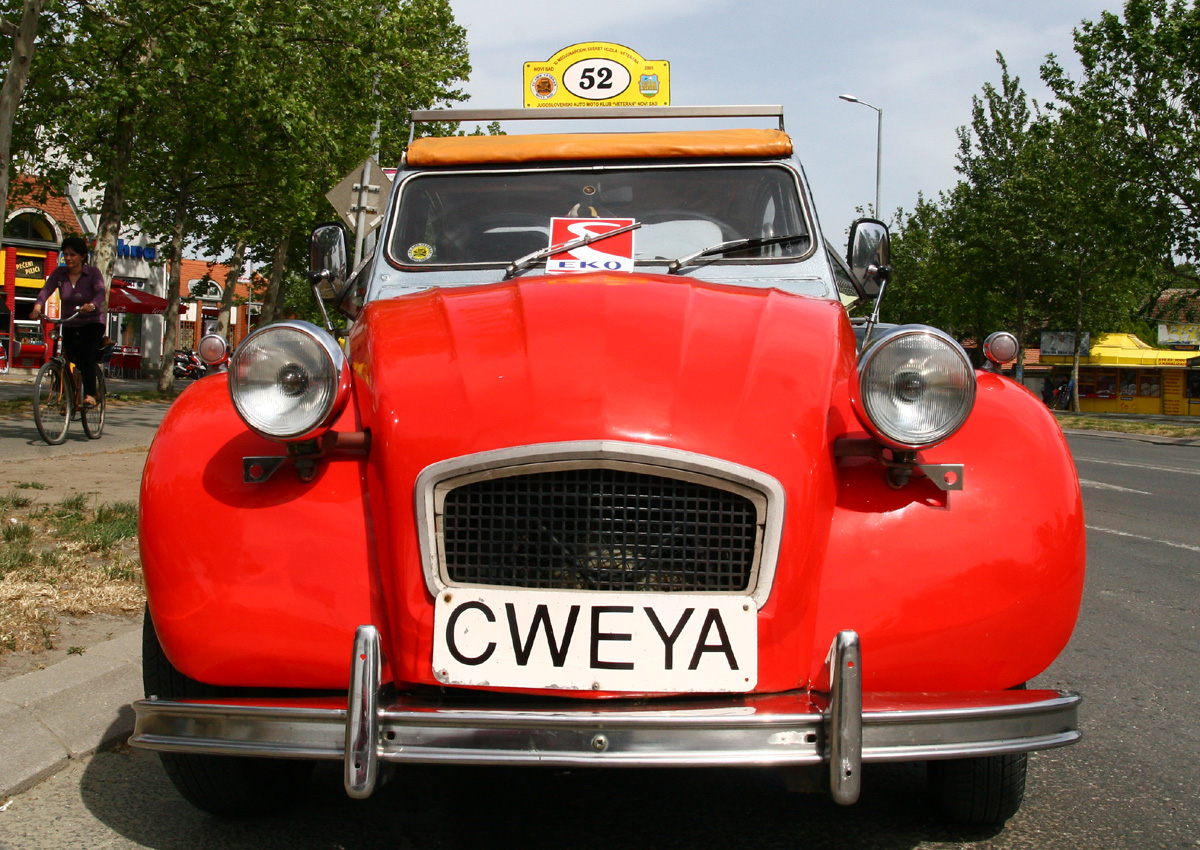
667, 233, 810, 274
504, 221, 642, 279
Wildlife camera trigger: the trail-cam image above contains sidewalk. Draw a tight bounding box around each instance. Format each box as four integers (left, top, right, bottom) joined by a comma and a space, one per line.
0, 623, 143, 800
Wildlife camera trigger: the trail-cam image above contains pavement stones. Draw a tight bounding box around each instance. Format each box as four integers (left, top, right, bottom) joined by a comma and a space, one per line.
0, 623, 142, 800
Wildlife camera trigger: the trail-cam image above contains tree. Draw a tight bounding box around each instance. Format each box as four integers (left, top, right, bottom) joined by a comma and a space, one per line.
1042, 0, 1200, 283
15, 0, 470, 385
889, 51, 1166, 399
890, 55, 1057, 373
0, 0, 46, 239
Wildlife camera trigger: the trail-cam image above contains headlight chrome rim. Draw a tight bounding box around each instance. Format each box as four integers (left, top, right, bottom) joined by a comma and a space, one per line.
228, 321, 350, 442
853, 325, 976, 450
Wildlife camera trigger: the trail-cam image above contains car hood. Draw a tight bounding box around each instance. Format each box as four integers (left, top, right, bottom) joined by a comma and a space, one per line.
349, 272, 856, 476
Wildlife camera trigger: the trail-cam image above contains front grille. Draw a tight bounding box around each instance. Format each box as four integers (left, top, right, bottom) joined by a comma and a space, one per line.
440, 468, 759, 592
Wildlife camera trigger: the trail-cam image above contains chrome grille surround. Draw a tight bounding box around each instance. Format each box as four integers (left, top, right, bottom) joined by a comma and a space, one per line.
416, 442, 785, 609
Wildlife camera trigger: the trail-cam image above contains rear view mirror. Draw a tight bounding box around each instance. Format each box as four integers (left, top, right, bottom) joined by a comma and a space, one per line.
309, 224, 348, 301
847, 218, 891, 298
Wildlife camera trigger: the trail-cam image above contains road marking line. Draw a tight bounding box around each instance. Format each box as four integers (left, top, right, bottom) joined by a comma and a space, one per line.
1074, 457, 1200, 476
1086, 525, 1200, 553
1078, 479, 1151, 495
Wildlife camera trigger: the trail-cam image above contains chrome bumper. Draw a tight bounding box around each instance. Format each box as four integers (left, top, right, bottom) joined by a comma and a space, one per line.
130, 627, 1081, 805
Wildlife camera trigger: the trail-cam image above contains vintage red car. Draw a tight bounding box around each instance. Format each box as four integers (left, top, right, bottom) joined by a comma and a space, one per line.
132, 105, 1085, 826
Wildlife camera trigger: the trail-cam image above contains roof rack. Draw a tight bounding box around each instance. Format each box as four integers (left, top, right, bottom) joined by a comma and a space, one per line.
407, 105, 785, 144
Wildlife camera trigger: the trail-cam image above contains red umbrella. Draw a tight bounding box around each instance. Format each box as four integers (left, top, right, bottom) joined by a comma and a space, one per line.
108, 279, 180, 314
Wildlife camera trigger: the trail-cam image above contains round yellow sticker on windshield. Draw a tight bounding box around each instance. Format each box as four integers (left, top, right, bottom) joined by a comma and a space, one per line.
408, 243, 434, 262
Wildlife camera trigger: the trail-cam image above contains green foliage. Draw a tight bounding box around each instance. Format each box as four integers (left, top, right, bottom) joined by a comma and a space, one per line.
12, 0, 473, 361
890, 45, 1171, 374
0, 492, 32, 510
3, 521, 32, 542
1042, 0, 1200, 271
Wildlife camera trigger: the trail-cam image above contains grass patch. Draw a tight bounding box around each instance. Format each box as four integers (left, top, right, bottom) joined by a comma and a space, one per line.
57, 493, 88, 512
15, 482, 46, 490
0, 492, 33, 510
0, 387, 182, 417
3, 522, 33, 543
0, 493, 143, 656
106, 389, 183, 404
0, 397, 29, 416
1053, 413, 1200, 439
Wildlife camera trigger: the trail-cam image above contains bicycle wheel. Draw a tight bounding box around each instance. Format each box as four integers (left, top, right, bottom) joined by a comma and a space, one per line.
33, 360, 72, 445
82, 370, 106, 439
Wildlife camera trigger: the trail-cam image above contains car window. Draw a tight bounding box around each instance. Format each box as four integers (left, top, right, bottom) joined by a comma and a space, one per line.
389, 164, 808, 268
826, 240, 862, 306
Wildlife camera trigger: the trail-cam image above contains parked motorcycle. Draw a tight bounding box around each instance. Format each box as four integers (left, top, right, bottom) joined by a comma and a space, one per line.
173, 349, 206, 380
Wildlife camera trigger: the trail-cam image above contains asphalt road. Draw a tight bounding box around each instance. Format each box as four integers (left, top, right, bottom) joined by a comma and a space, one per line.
0, 398, 171, 504
0, 430, 1197, 849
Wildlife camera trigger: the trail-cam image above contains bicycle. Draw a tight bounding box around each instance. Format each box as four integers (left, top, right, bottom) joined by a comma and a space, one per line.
32, 312, 107, 444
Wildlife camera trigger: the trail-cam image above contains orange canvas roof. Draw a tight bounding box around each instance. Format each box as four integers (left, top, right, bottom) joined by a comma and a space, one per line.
405, 128, 793, 166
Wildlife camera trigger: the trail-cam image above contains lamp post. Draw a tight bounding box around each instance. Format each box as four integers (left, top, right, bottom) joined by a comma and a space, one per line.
839, 94, 882, 218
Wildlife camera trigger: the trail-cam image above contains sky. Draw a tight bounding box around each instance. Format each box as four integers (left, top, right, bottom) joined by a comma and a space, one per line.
444, 0, 1119, 239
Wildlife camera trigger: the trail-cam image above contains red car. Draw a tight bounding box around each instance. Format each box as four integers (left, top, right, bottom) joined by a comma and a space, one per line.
133, 106, 1085, 826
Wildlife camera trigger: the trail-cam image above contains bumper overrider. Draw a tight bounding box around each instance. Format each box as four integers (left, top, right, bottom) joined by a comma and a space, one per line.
130, 627, 1081, 805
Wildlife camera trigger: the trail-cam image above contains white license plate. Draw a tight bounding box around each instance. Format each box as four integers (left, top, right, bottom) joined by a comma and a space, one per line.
433, 589, 757, 693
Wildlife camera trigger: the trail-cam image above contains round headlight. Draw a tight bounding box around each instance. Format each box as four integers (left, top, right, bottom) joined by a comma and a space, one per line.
854, 326, 976, 449
228, 321, 350, 441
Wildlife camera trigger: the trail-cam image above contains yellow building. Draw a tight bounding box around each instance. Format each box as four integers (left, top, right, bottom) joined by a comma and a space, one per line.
1041, 333, 1200, 416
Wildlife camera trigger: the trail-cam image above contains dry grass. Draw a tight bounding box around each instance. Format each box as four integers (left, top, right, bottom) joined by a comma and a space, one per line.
1053, 413, 1200, 439
0, 490, 143, 654
0, 388, 182, 417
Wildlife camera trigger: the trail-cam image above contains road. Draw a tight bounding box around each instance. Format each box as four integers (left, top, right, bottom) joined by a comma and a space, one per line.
0, 401, 171, 503
0, 430, 1197, 849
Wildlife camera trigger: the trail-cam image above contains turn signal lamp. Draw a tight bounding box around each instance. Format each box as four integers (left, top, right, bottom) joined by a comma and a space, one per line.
228, 321, 350, 441
983, 331, 1019, 367
853, 326, 976, 450
197, 333, 229, 367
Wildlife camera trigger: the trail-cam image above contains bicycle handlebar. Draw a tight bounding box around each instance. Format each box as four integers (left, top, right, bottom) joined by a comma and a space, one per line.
38, 310, 85, 325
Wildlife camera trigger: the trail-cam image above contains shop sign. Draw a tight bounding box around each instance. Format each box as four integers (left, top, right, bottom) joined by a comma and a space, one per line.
524, 43, 670, 108
1158, 322, 1200, 350
117, 239, 158, 261
1040, 331, 1090, 357
15, 255, 45, 279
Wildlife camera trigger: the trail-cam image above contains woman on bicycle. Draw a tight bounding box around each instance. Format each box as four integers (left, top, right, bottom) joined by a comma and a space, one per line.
29, 236, 106, 407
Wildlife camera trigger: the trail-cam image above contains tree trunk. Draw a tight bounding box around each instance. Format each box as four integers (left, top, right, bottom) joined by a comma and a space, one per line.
91, 107, 135, 301
216, 236, 246, 340
0, 1, 44, 239
1013, 274, 1025, 385
1072, 273, 1084, 413
157, 195, 189, 392
257, 231, 290, 326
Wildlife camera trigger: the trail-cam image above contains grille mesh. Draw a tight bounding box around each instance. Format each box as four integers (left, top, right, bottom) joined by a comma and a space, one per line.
440, 468, 758, 592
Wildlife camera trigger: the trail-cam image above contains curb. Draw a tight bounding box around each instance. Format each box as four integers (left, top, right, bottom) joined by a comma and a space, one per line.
0, 624, 142, 800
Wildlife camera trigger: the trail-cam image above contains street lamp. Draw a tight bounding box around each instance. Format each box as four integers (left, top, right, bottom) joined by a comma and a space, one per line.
839, 94, 882, 218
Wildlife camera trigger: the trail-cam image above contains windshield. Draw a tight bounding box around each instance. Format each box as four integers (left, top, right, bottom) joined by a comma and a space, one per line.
388, 164, 809, 268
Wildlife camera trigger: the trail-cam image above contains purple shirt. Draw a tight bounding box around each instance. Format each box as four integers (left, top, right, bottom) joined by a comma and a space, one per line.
36, 265, 107, 325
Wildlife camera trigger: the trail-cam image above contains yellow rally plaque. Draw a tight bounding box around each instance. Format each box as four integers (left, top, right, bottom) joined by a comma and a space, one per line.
524, 42, 670, 108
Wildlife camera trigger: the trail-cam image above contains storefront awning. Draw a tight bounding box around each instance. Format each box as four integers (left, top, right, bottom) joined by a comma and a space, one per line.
1041, 333, 1194, 369
109, 279, 183, 315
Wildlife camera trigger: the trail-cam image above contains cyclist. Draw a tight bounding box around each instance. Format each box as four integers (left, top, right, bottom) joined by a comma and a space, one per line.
30, 236, 106, 408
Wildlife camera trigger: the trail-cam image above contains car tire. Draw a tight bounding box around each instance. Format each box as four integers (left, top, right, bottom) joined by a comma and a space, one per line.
141, 607, 315, 816
926, 752, 1027, 826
